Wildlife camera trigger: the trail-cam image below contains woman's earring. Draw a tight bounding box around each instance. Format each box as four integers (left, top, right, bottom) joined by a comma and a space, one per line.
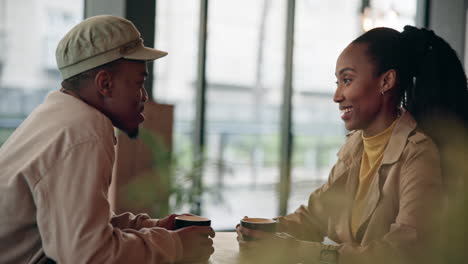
381, 90, 385, 95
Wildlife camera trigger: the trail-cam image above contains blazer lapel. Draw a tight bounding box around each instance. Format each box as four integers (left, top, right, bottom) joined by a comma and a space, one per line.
355, 110, 416, 238
340, 163, 361, 242
334, 131, 363, 243
332, 156, 361, 243
355, 167, 383, 240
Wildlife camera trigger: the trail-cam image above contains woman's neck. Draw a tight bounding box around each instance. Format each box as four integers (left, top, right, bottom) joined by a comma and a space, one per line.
363, 107, 399, 137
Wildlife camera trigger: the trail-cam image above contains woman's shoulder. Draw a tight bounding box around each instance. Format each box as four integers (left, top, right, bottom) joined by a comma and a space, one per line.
391, 126, 440, 179
403, 128, 439, 160
392, 110, 439, 156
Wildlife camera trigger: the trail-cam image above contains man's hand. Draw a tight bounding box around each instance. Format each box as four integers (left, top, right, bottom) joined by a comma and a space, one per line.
157, 214, 192, 230
176, 226, 215, 262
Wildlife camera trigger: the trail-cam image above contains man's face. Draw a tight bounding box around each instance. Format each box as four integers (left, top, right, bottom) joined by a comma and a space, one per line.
106, 60, 149, 138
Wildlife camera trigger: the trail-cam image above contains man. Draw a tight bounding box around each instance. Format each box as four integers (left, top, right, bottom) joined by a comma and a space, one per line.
0, 15, 214, 263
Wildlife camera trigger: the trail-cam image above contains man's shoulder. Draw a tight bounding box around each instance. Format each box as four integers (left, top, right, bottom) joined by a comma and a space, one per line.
0, 92, 115, 179
36, 91, 114, 140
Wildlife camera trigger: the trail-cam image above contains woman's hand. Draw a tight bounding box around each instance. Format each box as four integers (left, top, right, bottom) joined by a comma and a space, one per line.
236, 221, 300, 264
236, 224, 275, 241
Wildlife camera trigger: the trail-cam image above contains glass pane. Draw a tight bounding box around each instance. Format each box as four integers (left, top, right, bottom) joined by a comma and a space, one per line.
363, 0, 418, 31
290, 0, 361, 213
0, 0, 83, 146
154, 1, 199, 173
204, 0, 286, 230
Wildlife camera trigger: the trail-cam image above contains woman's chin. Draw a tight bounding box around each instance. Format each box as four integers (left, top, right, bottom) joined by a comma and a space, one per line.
344, 122, 355, 131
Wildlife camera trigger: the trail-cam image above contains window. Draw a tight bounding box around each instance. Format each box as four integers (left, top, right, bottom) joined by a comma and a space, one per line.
153, 0, 200, 215
362, 0, 418, 31
203, 0, 286, 229
0, 0, 83, 146
290, 0, 362, 211
154, 0, 420, 231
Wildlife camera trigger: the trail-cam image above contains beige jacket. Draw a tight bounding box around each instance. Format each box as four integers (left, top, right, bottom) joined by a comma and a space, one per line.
277, 110, 444, 264
0, 91, 183, 263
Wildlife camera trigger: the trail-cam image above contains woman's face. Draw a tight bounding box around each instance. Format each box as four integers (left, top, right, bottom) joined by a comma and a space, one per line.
334, 42, 387, 135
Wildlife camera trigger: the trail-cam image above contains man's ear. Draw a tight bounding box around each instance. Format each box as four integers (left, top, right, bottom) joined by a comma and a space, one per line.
380, 69, 397, 94
95, 70, 113, 97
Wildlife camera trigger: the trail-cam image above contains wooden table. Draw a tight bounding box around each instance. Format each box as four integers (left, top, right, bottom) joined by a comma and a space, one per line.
178, 232, 250, 264
208, 232, 244, 264
205, 232, 304, 264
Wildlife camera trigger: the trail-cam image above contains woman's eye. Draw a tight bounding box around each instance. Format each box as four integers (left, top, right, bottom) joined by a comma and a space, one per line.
343, 78, 352, 84
335, 78, 352, 86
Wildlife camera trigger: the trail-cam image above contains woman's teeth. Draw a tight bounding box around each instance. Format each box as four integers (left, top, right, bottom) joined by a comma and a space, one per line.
341, 107, 352, 114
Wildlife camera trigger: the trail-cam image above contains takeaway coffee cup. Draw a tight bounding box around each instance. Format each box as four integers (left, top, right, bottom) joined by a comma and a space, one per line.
240, 218, 277, 241
175, 215, 211, 229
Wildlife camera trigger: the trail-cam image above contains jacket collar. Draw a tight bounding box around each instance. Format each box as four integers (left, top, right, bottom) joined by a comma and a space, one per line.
337, 109, 417, 167
381, 110, 417, 164
334, 110, 418, 242
48, 90, 117, 145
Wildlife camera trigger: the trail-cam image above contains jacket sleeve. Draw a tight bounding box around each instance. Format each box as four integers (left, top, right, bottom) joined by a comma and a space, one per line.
337, 138, 443, 264
111, 212, 159, 230
276, 164, 343, 242
33, 140, 183, 264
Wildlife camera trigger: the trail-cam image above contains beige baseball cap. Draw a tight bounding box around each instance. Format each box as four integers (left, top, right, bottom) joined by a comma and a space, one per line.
56, 15, 167, 80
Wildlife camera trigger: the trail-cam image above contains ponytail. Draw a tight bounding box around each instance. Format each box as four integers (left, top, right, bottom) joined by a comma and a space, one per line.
353, 26, 468, 128
400, 25, 468, 125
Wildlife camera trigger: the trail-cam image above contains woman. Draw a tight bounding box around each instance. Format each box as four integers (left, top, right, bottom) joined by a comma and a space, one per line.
237, 26, 468, 264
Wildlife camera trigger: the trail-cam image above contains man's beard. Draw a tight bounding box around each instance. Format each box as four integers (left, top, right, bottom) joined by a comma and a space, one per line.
126, 127, 139, 139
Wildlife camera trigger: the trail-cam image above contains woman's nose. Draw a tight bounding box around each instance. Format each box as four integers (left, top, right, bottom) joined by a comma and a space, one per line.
333, 86, 344, 103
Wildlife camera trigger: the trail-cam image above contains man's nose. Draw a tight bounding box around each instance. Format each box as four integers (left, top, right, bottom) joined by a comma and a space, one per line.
142, 88, 149, 103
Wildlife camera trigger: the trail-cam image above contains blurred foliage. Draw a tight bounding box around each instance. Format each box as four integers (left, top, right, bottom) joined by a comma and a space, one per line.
418, 113, 468, 264
122, 128, 223, 218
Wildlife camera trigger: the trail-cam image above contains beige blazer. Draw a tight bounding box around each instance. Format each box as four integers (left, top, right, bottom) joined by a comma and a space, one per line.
277, 110, 444, 264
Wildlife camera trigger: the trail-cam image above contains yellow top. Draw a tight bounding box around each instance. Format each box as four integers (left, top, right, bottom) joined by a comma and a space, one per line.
351, 120, 398, 237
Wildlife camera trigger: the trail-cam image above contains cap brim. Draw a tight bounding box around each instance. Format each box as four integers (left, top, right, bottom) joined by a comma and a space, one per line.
124, 46, 168, 61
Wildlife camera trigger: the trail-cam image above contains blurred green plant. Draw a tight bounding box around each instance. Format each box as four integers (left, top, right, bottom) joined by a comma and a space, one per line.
416, 113, 468, 264
122, 128, 224, 218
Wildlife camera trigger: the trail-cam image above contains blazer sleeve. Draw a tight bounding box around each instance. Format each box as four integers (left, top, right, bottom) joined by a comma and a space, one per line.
276, 164, 344, 242
338, 138, 443, 264
33, 140, 183, 264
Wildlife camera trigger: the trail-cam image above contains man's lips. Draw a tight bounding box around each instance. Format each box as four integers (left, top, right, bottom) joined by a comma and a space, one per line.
138, 107, 145, 122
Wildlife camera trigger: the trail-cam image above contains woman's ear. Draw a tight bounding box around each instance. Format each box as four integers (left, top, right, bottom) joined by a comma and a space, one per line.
380, 69, 397, 94
95, 70, 113, 97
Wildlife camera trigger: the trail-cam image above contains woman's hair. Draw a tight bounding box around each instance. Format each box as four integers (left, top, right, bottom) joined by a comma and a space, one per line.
352, 26, 468, 126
